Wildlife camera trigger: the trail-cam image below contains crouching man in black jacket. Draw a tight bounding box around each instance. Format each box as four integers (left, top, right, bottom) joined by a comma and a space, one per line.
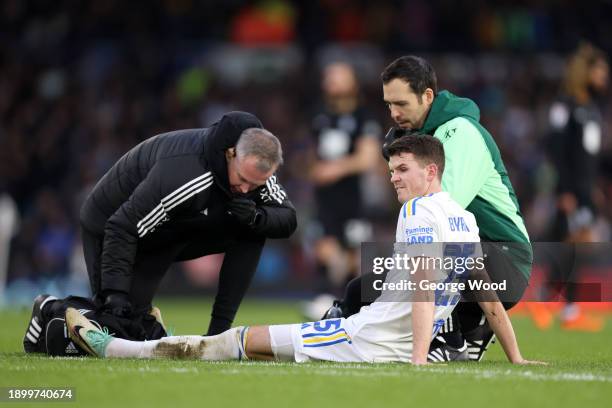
23, 112, 297, 355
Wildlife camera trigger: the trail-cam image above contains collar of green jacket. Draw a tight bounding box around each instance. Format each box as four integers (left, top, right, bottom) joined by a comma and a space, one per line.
421, 90, 481, 134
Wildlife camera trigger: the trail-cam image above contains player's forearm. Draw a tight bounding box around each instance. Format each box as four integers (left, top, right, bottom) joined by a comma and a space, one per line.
411, 300, 435, 364
478, 301, 523, 363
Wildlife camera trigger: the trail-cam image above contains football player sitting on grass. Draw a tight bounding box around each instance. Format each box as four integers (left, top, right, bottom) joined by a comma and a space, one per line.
65, 136, 544, 365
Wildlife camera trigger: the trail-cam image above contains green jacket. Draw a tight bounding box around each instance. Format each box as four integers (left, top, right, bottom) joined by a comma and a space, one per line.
420, 90, 531, 278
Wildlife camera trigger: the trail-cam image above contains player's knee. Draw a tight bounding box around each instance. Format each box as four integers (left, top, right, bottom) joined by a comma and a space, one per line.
245, 326, 274, 359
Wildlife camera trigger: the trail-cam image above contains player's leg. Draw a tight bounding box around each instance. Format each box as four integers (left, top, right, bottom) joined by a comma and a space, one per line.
66, 306, 253, 360
141, 326, 278, 360
249, 320, 366, 363
245, 325, 288, 360
66, 306, 284, 361
66, 308, 366, 363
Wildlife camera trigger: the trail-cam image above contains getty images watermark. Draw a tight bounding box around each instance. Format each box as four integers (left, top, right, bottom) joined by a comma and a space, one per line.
359, 242, 530, 303
361, 242, 611, 303
369, 251, 506, 293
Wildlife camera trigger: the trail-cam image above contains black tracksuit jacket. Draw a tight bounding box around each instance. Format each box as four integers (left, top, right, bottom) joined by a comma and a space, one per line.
80, 112, 297, 295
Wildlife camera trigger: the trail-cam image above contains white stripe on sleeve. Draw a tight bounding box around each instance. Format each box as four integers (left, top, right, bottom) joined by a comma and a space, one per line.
137, 172, 213, 237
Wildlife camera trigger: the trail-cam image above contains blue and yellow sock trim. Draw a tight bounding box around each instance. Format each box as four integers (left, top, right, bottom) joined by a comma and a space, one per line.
238, 326, 249, 361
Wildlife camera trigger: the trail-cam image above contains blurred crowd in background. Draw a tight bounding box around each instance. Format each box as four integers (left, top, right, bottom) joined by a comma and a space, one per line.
1, 0, 611, 305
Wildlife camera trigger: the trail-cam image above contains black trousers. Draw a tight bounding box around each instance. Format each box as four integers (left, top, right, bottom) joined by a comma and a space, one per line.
82, 225, 265, 335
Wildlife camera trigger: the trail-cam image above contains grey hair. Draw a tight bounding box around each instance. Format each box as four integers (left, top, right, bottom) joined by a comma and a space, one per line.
235, 128, 284, 173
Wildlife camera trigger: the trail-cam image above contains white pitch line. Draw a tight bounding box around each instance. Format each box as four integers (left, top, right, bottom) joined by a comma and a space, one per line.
415, 366, 612, 383
214, 367, 612, 383
4, 361, 611, 383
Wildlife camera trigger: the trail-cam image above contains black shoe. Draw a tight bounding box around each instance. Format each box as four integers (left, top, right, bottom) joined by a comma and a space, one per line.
23, 294, 57, 353
427, 338, 469, 362
464, 321, 496, 361
321, 300, 344, 320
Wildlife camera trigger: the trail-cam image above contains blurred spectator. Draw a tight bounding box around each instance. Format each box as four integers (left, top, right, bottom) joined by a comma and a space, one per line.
0, 1, 611, 306
0, 194, 19, 303
549, 43, 609, 243
231, 0, 296, 45
531, 43, 610, 331
303, 62, 381, 318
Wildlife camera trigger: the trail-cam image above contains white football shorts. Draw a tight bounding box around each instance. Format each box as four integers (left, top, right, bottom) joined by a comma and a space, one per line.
269, 317, 406, 363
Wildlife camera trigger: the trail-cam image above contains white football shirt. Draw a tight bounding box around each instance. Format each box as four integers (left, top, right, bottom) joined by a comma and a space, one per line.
347, 192, 481, 362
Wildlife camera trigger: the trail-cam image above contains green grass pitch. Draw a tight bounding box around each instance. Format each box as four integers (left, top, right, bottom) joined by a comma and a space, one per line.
1, 298, 611, 407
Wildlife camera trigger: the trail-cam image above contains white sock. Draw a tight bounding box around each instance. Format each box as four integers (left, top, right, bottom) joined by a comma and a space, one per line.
105, 337, 157, 358
105, 328, 246, 361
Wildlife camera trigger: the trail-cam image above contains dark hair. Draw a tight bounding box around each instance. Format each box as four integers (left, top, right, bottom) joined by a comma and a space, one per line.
381, 56, 438, 96
383, 134, 445, 179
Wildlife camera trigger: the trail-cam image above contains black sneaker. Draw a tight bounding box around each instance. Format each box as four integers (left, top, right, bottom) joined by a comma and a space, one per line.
23, 294, 57, 353
321, 300, 344, 320
464, 321, 496, 361
427, 339, 469, 362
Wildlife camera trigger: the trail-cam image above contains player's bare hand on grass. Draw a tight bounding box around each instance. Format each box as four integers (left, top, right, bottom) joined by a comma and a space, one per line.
513, 359, 548, 366
412, 361, 448, 366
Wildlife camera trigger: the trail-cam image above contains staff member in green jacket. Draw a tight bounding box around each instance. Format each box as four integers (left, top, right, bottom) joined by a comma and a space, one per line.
330, 56, 532, 363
